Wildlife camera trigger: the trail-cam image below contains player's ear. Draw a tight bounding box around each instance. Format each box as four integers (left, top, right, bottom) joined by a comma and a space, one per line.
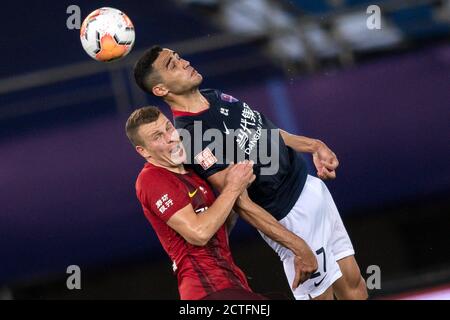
152, 83, 169, 97
136, 145, 151, 159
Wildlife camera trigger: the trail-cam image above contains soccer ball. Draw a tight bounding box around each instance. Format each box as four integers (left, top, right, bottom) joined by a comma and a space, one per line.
80, 7, 135, 62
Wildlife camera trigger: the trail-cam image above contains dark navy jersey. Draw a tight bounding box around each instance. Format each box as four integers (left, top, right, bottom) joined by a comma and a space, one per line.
173, 89, 308, 220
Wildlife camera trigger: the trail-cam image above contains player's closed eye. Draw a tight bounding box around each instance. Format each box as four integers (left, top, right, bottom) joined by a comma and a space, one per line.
153, 133, 163, 141
170, 55, 182, 69
166, 122, 175, 131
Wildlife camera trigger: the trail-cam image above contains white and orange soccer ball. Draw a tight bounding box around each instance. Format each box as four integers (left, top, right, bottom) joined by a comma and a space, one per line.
80, 7, 135, 62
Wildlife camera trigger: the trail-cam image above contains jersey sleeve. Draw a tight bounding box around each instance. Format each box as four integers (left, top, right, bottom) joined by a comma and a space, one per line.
138, 171, 191, 223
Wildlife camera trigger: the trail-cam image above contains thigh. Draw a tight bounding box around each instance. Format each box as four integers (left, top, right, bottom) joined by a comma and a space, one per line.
322, 183, 355, 261
312, 286, 334, 300
332, 255, 364, 298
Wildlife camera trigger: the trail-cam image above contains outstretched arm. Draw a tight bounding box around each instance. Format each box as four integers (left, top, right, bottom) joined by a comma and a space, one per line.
280, 130, 339, 180
208, 169, 318, 289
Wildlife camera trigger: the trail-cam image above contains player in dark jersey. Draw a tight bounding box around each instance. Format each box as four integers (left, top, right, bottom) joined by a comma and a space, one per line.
132, 46, 368, 300
125, 106, 266, 300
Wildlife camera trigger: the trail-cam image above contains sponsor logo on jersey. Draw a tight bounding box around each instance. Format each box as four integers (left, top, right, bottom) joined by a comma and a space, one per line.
314, 274, 327, 287
188, 189, 198, 198
194, 147, 218, 170
236, 102, 263, 155
155, 194, 173, 214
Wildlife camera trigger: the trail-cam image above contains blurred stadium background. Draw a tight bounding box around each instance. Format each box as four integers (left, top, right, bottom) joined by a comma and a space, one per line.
0, 0, 449, 300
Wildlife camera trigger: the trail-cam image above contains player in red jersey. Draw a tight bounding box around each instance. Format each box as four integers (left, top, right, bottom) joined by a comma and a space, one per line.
126, 106, 266, 300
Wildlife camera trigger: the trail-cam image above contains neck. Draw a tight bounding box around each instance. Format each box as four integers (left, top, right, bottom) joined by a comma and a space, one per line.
165, 89, 209, 113
148, 159, 187, 174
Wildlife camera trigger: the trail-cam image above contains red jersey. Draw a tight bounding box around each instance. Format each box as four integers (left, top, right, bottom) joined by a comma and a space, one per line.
136, 162, 251, 300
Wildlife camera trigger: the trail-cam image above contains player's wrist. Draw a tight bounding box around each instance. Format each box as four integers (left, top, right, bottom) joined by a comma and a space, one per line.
311, 139, 324, 154
290, 237, 311, 256
221, 186, 241, 199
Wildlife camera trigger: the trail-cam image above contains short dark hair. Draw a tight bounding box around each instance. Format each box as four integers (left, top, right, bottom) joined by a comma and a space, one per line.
125, 106, 161, 147
133, 45, 163, 94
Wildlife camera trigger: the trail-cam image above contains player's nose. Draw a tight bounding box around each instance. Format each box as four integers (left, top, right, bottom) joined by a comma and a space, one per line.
164, 132, 174, 143
169, 129, 180, 142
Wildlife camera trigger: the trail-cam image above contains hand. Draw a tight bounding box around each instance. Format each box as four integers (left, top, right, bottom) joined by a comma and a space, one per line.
223, 161, 256, 195
312, 141, 339, 180
291, 241, 318, 289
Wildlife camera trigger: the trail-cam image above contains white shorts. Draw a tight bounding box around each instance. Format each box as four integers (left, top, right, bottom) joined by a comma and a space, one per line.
259, 175, 355, 300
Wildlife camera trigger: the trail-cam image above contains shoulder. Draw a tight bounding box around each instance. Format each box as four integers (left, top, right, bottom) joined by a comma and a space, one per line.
136, 165, 181, 194
200, 88, 239, 103
200, 88, 221, 100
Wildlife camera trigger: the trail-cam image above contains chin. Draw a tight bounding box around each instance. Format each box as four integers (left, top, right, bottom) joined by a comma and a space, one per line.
171, 159, 185, 167
193, 74, 203, 86
170, 153, 186, 166
176, 154, 187, 165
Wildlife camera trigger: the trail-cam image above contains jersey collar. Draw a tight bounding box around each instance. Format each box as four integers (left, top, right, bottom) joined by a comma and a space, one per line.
171, 108, 209, 118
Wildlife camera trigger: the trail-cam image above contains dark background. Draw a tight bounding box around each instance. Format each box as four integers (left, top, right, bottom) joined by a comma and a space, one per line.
0, 0, 449, 299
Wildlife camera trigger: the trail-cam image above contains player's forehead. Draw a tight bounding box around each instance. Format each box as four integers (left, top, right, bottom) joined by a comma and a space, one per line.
154, 48, 175, 68
140, 114, 170, 135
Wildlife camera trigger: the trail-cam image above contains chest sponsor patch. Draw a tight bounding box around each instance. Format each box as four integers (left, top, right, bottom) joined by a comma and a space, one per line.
194, 147, 218, 170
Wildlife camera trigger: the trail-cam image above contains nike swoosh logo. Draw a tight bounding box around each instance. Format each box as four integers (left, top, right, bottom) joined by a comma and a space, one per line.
188, 189, 198, 198
314, 274, 327, 287
222, 122, 230, 135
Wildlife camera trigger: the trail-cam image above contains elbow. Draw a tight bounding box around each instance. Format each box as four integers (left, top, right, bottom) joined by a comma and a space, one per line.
195, 238, 210, 247
189, 236, 209, 246
185, 228, 211, 246
195, 229, 212, 246
186, 238, 208, 246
